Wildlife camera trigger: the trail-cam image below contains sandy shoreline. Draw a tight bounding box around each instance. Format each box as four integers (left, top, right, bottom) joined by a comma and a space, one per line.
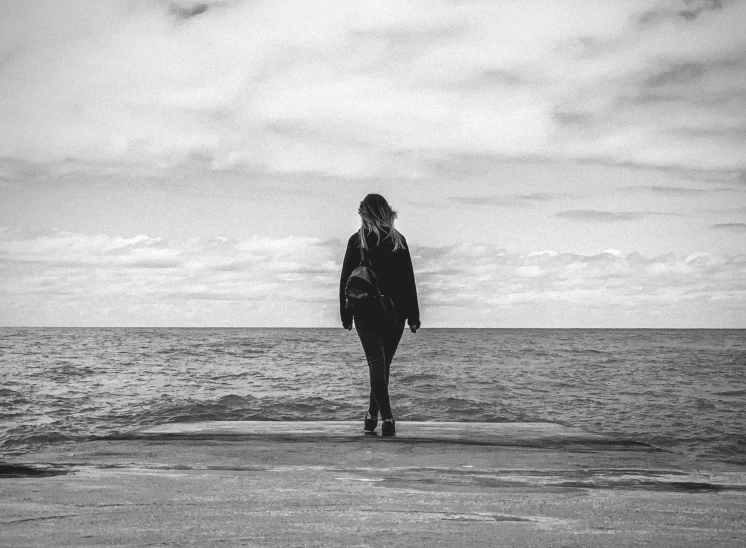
2, 421, 745, 547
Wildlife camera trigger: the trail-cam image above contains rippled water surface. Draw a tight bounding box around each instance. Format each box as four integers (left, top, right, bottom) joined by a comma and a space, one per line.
1, 328, 744, 464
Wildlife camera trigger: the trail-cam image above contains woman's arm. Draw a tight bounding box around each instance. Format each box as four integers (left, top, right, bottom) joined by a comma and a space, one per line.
339, 237, 357, 329
401, 244, 420, 331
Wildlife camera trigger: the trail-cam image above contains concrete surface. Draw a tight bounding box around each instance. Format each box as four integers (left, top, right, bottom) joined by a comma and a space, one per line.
2, 421, 745, 547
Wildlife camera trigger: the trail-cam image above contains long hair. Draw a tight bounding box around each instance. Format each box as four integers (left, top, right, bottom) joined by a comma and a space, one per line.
357, 194, 406, 251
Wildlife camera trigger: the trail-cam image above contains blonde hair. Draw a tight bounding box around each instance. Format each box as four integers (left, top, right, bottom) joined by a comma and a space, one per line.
357, 194, 406, 251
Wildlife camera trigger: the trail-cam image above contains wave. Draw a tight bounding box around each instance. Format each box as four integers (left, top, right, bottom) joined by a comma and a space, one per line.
397, 372, 441, 383
714, 390, 746, 397
0, 392, 529, 457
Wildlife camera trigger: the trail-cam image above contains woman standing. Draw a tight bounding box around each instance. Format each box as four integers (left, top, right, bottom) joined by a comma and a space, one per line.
339, 194, 420, 436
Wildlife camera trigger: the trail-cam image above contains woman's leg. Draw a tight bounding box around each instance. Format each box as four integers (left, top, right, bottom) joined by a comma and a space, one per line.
358, 321, 406, 420
382, 321, 405, 387
356, 324, 392, 420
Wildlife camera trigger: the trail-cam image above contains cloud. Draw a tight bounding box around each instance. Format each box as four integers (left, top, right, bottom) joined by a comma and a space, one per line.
169, 2, 210, 20
710, 223, 746, 232
1, 229, 744, 327
556, 210, 680, 222
448, 192, 564, 207
0, 230, 343, 326
625, 185, 744, 196
413, 242, 746, 326
0, 0, 744, 179
653, 0, 725, 22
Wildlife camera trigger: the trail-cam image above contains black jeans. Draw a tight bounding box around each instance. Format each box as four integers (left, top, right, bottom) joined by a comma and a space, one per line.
355, 320, 406, 420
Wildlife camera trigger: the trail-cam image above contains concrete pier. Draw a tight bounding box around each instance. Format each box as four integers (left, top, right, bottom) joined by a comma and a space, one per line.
2, 421, 745, 547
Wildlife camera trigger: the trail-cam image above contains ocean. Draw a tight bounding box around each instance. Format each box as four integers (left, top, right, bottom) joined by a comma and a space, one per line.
1, 328, 744, 465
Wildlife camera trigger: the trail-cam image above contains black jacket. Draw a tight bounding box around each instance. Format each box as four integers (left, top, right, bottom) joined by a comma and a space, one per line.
339, 231, 420, 328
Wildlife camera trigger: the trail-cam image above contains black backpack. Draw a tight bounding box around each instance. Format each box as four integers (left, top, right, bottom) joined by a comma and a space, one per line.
344, 245, 398, 326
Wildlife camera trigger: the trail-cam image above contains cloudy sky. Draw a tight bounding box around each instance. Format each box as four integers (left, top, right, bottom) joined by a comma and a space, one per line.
1, 0, 744, 327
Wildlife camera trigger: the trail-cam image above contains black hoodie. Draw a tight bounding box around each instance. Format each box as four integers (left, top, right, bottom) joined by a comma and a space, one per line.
339, 231, 420, 328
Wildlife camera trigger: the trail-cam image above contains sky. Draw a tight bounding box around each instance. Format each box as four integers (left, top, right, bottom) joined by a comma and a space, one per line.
0, 0, 744, 327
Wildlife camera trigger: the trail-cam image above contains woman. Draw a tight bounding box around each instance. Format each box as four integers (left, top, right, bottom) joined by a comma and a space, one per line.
339, 194, 420, 436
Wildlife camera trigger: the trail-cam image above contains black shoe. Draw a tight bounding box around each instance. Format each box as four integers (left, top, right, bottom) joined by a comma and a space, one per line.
364, 412, 378, 433
381, 418, 396, 436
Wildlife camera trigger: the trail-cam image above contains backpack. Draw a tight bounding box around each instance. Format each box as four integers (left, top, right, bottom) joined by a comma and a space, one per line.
344, 245, 398, 326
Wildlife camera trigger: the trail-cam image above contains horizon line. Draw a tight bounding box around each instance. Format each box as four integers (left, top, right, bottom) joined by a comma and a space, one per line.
1, 326, 743, 330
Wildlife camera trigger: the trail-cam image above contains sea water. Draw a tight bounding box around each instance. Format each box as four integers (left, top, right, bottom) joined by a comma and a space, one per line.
1, 328, 744, 464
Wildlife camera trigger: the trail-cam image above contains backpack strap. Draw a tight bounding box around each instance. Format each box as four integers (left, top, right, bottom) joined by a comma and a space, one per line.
359, 240, 372, 267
